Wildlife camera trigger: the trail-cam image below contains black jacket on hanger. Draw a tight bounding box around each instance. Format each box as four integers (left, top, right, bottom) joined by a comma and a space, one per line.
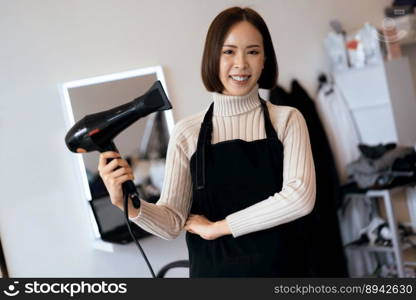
269, 79, 349, 277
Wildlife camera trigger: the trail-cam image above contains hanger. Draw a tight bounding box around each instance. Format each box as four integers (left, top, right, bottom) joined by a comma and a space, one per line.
318, 72, 334, 95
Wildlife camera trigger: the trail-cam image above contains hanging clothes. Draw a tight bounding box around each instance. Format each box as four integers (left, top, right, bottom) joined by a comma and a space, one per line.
186, 99, 310, 277
269, 79, 349, 277
315, 79, 361, 184
338, 194, 378, 277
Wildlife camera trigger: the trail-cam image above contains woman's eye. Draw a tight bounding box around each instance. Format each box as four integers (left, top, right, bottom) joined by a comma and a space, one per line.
249, 50, 259, 55
223, 50, 233, 55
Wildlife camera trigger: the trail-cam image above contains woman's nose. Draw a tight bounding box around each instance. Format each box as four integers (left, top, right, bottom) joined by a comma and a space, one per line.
234, 53, 248, 69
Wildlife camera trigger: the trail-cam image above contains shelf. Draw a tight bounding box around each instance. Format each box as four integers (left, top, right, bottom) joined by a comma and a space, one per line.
366, 185, 413, 197
405, 261, 416, 267
346, 236, 416, 253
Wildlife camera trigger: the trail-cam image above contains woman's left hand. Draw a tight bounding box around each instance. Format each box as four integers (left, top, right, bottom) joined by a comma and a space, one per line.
184, 214, 230, 240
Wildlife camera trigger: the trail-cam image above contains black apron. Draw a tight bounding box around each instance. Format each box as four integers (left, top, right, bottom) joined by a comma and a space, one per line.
186, 98, 310, 278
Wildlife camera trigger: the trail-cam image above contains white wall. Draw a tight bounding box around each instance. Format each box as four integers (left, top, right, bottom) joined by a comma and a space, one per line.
0, 0, 390, 276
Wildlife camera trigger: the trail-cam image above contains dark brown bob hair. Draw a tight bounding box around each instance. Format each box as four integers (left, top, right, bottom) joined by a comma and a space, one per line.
201, 7, 278, 92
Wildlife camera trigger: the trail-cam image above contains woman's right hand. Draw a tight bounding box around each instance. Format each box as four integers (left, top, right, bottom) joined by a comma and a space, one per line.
98, 151, 135, 212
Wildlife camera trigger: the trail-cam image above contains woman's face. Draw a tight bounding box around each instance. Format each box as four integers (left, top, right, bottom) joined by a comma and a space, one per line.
219, 21, 265, 96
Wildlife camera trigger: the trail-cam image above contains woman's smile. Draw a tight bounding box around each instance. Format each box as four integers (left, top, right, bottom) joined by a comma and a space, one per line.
229, 74, 252, 86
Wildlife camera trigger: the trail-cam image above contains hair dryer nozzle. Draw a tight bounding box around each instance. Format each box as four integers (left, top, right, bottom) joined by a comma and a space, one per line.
139, 80, 172, 111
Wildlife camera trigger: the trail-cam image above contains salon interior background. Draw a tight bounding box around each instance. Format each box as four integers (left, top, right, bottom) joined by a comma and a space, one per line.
0, 0, 406, 276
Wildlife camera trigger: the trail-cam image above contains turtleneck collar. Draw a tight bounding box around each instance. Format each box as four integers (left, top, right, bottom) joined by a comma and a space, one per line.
211, 84, 261, 116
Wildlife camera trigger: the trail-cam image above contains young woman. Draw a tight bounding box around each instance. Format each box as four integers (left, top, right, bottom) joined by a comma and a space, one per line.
98, 6, 316, 277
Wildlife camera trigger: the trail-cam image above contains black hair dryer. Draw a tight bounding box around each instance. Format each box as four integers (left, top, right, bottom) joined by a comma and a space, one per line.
65, 80, 172, 209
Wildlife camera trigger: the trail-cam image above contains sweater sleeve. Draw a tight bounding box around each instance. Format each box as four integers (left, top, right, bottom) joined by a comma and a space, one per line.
225, 108, 316, 238
128, 122, 193, 240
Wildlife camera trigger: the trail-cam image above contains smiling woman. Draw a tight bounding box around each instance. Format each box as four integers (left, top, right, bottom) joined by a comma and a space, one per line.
219, 21, 265, 96
100, 6, 316, 278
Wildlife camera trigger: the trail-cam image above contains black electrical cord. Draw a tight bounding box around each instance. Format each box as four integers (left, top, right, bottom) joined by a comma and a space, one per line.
123, 192, 156, 278
156, 260, 189, 278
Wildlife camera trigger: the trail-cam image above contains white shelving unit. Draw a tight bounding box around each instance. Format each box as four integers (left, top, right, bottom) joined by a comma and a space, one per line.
346, 186, 416, 277
334, 56, 416, 232
335, 57, 416, 277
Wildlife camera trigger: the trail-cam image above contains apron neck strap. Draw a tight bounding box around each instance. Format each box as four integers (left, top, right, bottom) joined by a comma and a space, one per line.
194, 96, 278, 190
195, 103, 213, 190
259, 98, 279, 140
200, 97, 278, 142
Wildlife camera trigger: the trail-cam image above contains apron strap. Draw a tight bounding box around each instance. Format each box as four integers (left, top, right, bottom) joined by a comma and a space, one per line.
259, 98, 279, 140
195, 103, 214, 190
194, 97, 278, 190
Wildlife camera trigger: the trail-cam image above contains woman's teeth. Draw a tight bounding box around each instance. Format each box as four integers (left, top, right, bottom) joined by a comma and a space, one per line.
230, 75, 250, 81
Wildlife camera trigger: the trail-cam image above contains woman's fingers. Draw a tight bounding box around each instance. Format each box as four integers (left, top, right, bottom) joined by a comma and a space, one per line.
107, 173, 134, 188
98, 152, 134, 191
99, 155, 130, 176
114, 174, 134, 185
98, 151, 120, 170
112, 166, 134, 179
98, 151, 129, 170
185, 215, 198, 231
184, 222, 194, 233
100, 159, 120, 176
103, 166, 134, 186
96, 151, 135, 208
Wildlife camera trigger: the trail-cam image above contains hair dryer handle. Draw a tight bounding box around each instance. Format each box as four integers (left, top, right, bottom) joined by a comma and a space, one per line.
102, 142, 141, 209
122, 181, 141, 209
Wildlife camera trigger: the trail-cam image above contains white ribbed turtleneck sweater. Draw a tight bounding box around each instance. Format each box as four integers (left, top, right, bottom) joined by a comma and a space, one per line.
129, 84, 316, 240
